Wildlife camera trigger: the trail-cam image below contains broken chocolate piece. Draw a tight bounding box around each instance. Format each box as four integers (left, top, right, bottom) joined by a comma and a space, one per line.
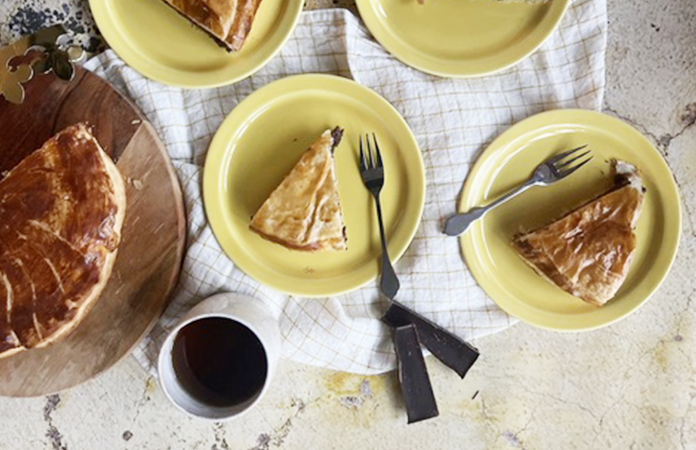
383, 301, 479, 379
394, 324, 439, 424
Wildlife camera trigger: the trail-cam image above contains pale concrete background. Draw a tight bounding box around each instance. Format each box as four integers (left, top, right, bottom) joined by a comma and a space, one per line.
0, 1, 695, 449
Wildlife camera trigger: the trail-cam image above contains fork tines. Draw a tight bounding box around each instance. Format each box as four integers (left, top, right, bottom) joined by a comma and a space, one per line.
551, 145, 593, 178
360, 133, 384, 173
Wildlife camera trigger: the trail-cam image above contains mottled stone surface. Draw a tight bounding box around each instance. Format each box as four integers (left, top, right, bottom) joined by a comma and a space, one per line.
0, 1, 695, 449
0, 0, 104, 53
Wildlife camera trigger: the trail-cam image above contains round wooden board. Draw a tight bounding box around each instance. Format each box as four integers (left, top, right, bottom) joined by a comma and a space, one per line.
0, 67, 186, 397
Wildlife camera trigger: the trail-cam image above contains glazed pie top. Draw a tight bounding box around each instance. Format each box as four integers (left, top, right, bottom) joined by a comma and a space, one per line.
511, 161, 645, 306
0, 124, 126, 358
163, 0, 263, 51
250, 128, 347, 252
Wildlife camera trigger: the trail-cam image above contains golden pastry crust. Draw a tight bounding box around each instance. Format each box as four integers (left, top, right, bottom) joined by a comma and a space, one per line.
511, 161, 645, 306
227, 0, 263, 51
0, 124, 126, 358
250, 128, 347, 252
163, 0, 263, 51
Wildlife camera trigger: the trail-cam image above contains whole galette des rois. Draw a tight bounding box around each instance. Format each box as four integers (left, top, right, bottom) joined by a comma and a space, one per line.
0, 124, 126, 358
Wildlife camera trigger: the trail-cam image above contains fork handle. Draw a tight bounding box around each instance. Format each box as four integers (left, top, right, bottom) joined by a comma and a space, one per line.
374, 196, 400, 299
443, 179, 537, 236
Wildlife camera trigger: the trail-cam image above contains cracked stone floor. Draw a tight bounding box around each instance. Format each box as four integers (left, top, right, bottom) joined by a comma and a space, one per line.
1, 0, 695, 449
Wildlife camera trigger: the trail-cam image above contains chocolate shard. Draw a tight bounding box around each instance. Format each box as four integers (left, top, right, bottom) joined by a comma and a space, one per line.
393, 324, 439, 424
383, 301, 479, 379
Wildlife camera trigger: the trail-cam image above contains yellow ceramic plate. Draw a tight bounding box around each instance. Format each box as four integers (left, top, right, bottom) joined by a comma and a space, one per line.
460, 110, 681, 331
89, 0, 303, 88
355, 0, 569, 78
204, 75, 425, 297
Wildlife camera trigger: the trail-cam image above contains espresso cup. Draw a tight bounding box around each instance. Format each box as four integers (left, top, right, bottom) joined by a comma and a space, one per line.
158, 293, 281, 421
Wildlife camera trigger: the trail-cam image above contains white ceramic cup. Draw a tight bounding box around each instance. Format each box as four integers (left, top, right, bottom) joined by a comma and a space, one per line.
158, 293, 281, 421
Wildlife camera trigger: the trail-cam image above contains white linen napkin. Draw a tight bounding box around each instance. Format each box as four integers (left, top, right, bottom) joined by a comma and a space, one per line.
84, 0, 607, 375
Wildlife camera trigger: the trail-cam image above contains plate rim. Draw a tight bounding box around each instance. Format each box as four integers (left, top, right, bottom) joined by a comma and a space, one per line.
354, 0, 571, 78
203, 73, 426, 298
459, 109, 682, 331
88, 0, 304, 88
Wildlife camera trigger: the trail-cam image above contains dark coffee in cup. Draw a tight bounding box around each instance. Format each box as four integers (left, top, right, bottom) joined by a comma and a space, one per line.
171, 317, 268, 407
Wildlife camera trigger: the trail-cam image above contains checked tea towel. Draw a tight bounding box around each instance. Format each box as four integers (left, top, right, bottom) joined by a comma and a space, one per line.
85, 0, 607, 375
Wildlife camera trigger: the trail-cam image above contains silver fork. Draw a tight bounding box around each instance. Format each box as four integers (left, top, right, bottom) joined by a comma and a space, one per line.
443, 145, 592, 236
360, 133, 400, 300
